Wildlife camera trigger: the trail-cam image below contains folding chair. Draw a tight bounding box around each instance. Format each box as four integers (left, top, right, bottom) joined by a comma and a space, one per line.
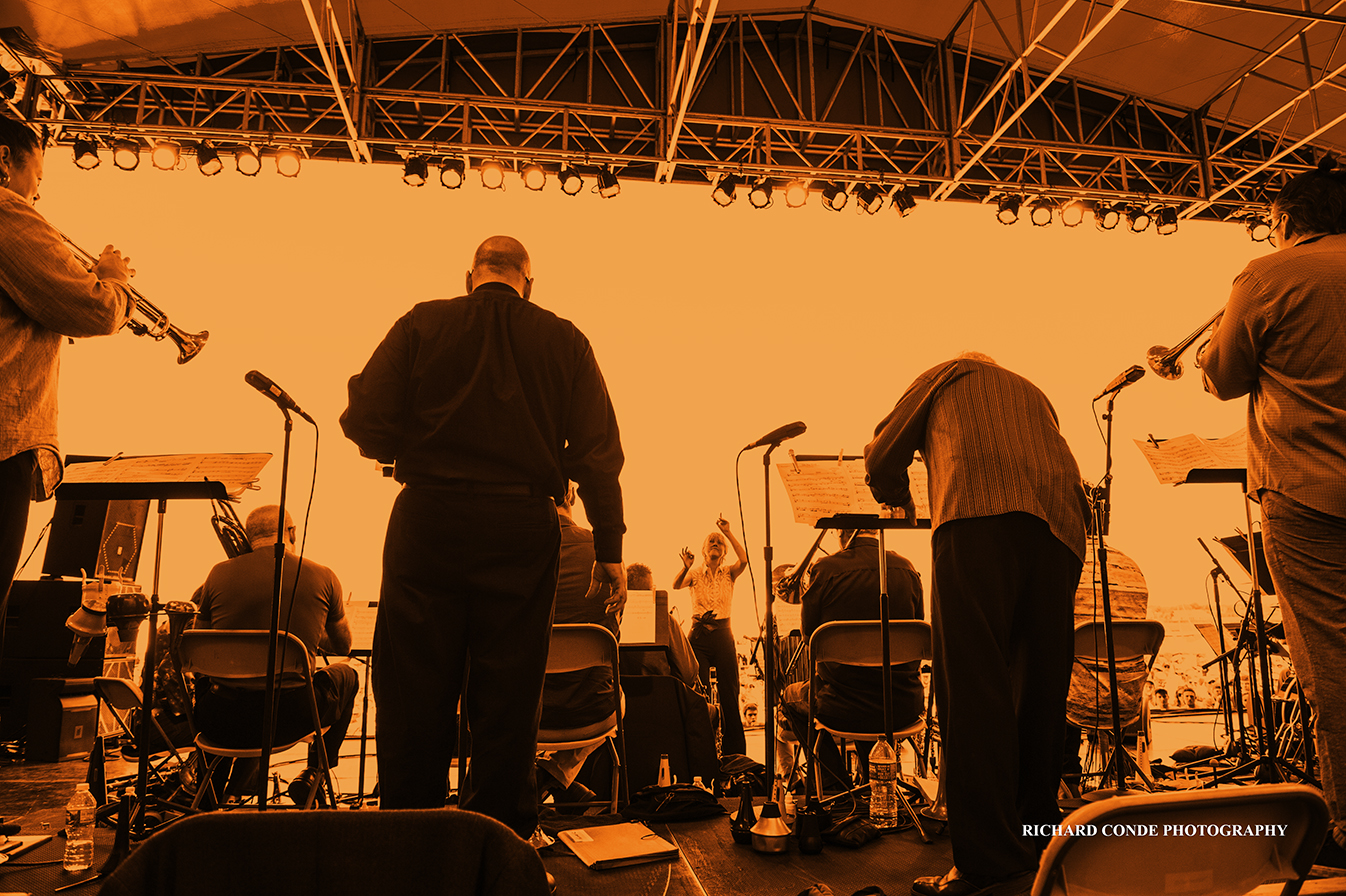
95, 676, 188, 784
1069, 620, 1166, 789
536, 623, 628, 813
177, 630, 334, 810
1032, 783, 1329, 896
806, 619, 933, 840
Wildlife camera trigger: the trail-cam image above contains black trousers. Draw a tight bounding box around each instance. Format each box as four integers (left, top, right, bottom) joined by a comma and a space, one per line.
688, 618, 747, 756
373, 487, 559, 838
932, 513, 1080, 881
0, 450, 36, 606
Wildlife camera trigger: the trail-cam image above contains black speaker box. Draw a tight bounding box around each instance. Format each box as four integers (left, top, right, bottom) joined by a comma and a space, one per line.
25, 677, 97, 761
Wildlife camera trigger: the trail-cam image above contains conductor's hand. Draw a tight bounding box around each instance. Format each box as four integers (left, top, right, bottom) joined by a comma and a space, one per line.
93, 245, 134, 283
588, 561, 627, 616
680, 547, 695, 568
715, 516, 732, 534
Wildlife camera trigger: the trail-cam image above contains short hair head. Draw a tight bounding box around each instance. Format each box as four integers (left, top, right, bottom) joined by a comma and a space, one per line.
471, 235, 531, 280
244, 505, 295, 544
956, 351, 998, 365
702, 532, 729, 561
627, 563, 654, 590
1273, 155, 1346, 240
0, 115, 41, 168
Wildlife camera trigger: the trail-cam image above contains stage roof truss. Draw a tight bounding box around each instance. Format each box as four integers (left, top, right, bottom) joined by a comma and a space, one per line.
7, 5, 1346, 224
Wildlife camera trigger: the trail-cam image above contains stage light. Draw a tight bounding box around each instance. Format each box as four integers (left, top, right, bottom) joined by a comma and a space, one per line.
150, 141, 180, 171
1154, 207, 1179, 236
235, 146, 261, 177
1246, 216, 1272, 242
820, 182, 848, 211
595, 166, 620, 198
855, 183, 886, 215
479, 159, 506, 190
72, 137, 100, 170
196, 143, 222, 176
275, 148, 302, 178
521, 161, 546, 191
712, 173, 740, 207
439, 157, 465, 189
748, 179, 773, 209
1029, 197, 1055, 227
402, 155, 429, 186
891, 186, 916, 217
1094, 203, 1120, 231
784, 180, 809, 208
996, 195, 1021, 225
559, 165, 583, 196
1127, 206, 1151, 233
1060, 199, 1087, 227
112, 139, 140, 171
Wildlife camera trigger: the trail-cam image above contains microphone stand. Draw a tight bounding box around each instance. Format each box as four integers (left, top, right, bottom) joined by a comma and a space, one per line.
761, 444, 780, 790
258, 406, 293, 809
1196, 538, 1250, 765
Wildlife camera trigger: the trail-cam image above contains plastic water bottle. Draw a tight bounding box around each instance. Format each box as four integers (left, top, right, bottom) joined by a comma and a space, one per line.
63, 783, 97, 872
868, 738, 899, 828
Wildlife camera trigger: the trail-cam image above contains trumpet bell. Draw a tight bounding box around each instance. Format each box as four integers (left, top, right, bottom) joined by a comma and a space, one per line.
1146, 345, 1184, 380
171, 327, 209, 364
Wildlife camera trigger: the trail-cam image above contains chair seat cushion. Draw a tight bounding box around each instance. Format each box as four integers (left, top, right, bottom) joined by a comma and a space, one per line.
538, 711, 617, 747
815, 717, 925, 742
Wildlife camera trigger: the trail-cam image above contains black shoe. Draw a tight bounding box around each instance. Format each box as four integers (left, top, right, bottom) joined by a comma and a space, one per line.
288, 768, 327, 808
1316, 833, 1346, 870
911, 867, 1034, 896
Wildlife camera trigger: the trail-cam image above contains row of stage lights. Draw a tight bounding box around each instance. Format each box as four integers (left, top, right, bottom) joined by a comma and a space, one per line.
72, 136, 302, 177
400, 155, 621, 198
993, 194, 1273, 241
709, 174, 918, 215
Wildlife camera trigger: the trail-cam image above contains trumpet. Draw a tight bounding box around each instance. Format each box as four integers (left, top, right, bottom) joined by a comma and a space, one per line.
55, 227, 208, 364
1146, 308, 1223, 380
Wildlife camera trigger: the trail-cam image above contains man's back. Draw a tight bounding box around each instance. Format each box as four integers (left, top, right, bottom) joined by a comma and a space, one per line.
193, 550, 341, 657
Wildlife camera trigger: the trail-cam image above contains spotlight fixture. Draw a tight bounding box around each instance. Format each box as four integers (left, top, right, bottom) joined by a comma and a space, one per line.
1154, 207, 1179, 236
855, 183, 886, 215
72, 137, 100, 170
1127, 206, 1151, 233
112, 139, 141, 171
274, 148, 302, 178
402, 155, 429, 187
784, 180, 809, 208
1029, 197, 1056, 227
479, 159, 506, 190
891, 186, 916, 217
712, 173, 740, 207
748, 179, 773, 209
594, 166, 620, 199
439, 157, 465, 189
558, 165, 583, 196
996, 194, 1022, 225
820, 182, 849, 211
1093, 203, 1120, 231
196, 142, 222, 176
1246, 216, 1272, 242
150, 141, 180, 171
1060, 198, 1087, 228
235, 145, 261, 177
521, 161, 546, 191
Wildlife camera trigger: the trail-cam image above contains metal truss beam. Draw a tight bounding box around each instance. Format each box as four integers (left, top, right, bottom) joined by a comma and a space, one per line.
5, 10, 1340, 224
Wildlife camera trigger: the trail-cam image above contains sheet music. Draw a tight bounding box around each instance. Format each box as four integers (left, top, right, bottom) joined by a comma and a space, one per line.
62, 453, 271, 498
776, 458, 930, 527
344, 596, 379, 651
620, 590, 656, 644
1133, 431, 1246, 485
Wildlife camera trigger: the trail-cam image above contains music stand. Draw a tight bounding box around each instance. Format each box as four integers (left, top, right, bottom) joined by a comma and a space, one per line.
55, 476, 227, 840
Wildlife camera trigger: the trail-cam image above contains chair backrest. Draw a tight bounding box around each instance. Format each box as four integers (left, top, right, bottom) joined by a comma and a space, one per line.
809, 620, 932, 668
1031, 783, 1328, 896
95, 676, 145, 712
547, 623, 620, 674
178, 630, 313, 690
1073, 620, 1165, 665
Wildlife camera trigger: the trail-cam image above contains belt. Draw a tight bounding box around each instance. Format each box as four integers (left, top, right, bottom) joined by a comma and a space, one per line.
403, 476, 539, 497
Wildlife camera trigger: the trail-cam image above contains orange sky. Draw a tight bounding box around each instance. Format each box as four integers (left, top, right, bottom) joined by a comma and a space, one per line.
21, 149, 1271, 641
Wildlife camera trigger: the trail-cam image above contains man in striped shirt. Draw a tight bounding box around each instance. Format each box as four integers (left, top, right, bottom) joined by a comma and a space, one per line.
866, 353, 1089, 896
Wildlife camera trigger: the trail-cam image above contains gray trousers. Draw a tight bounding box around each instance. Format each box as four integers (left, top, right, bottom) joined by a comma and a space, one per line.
1261, 489, 1346, 829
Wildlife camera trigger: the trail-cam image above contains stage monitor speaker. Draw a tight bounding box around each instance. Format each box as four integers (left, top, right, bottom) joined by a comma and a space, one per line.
42, 463, 150, 580
26, 677, 98, 762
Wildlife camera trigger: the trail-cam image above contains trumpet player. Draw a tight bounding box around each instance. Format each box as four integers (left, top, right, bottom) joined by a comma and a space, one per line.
0, 114, 135, 606
1199, 156, 1346, 868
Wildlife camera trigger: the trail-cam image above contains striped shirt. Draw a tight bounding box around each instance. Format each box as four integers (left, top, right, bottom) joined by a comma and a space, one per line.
0, 191, 132, 498
864, 358, 1090, 562
1200, 232, 1346, 519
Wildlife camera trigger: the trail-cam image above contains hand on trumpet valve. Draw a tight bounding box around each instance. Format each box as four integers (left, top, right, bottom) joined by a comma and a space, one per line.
93, 245, 134, 283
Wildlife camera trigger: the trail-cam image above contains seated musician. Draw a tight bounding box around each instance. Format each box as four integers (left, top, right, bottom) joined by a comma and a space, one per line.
190, 505, 358, 805
537, 485, 620, 805
625, 562, 701, 689
778, 528, 924, 792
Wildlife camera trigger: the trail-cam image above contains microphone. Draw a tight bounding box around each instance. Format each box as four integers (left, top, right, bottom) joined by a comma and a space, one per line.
1093, 365, 1146, 402
744, 421, 807, 450
245, 370, 315, 423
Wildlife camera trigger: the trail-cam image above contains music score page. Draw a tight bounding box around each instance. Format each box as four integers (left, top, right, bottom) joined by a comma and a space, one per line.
1133, 430, 1246, 485
776, 458, 931, 527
